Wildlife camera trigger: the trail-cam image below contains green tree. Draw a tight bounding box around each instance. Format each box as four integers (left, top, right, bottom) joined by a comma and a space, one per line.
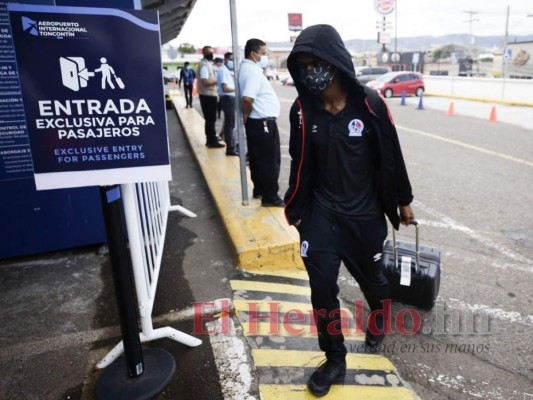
178, 43, 196, 57
434, 44, 468, 60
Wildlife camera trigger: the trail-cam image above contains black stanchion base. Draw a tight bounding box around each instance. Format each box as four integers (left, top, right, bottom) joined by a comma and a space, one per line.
95, 348, 176, 400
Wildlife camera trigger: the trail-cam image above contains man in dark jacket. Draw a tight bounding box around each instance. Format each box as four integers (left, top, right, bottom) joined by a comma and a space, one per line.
284, 24, 415, 397
179, 61, 196, 108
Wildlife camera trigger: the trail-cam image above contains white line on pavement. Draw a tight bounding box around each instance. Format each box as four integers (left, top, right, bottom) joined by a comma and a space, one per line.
397, 125, 533, 167
414, 200, 532, 266
415, 363, 514, 400
447, 298, 533, 327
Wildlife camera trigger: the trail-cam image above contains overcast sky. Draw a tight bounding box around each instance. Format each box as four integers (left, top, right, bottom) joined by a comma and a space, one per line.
169, 0, 533, 48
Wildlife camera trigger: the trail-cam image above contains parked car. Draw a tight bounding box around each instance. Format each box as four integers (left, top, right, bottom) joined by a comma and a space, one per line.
366, 71, 425, 98
354, 66, 390, 84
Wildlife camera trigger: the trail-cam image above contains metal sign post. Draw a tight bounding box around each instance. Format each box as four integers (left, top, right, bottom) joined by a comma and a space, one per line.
95, 185, 175, 400
229, 0, 249, 205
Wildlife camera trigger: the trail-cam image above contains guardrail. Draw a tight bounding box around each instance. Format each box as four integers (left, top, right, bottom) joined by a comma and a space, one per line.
97, 181, 202, 369
424, 75, 533, 106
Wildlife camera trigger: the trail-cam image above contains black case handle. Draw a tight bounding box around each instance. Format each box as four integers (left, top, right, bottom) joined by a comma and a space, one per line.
392, 219, 419, 273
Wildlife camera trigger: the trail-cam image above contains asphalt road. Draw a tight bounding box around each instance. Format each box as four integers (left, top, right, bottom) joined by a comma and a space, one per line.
273, 84, 533, 400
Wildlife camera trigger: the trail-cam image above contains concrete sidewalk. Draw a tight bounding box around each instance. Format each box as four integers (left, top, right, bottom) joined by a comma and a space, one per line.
174, 92, 302, 273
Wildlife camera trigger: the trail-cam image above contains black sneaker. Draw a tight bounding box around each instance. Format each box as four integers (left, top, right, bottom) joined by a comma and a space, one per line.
207, 141, 225, 148
307, 359, 346, 397
261, 197, 285, 208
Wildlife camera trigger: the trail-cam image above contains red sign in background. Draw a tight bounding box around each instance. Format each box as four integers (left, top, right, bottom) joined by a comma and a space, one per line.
288, 13, 302, 31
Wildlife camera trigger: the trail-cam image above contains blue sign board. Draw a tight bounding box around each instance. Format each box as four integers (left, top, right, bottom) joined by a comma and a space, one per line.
8, 4, 171, 190
0, 0, 54, 182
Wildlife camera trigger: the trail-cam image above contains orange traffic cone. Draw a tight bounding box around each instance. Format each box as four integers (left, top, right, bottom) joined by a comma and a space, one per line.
489, 106, 497, 122
447, 102, 455, 116
192, 81, 198, 97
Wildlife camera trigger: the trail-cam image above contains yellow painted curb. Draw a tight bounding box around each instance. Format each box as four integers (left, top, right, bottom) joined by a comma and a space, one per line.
253, 349, 395, 371
241, 268, 310, 280
259, 384, 418, 400
171, 91, 304, 272
233, 299, 316, 315
230, 280, 311, 296
240, 321, 365, 341
424, 92, 533, 107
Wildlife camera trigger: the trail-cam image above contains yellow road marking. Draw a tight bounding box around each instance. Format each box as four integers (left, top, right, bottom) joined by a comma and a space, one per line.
242, 268, 310, 280
230, 280, 311, 296
260, 384, 417, 399
234, 299, 313, 314
397, 124, 533, 167
253, 349, 396, 371
240, 321, 364, 340
233, 299, 355, 319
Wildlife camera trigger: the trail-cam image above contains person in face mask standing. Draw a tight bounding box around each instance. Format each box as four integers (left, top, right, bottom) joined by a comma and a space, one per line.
284, 25, 415, 397
216, 52, 238, 156
197, 46, 224, 148
238, 38, 284, 207
179, 62, 196, 108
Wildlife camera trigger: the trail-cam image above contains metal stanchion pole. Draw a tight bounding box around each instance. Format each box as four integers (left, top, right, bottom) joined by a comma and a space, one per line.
95, 185, 175, 400
229, 0, 250, 206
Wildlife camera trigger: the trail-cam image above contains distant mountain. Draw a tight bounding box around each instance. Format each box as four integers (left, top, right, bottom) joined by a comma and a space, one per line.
269, 34, 533, 54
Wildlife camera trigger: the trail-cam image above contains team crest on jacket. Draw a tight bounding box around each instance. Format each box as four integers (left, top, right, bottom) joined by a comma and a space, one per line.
301, 240, 309, 258
348, 119, 364, 136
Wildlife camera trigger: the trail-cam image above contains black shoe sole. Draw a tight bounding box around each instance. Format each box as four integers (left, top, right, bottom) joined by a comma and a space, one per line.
307, 371, 346, 397
261, 201, 285, 207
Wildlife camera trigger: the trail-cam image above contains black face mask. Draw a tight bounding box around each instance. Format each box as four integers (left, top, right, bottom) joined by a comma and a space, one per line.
300, 64, 335, 96
205, 53, 214, 61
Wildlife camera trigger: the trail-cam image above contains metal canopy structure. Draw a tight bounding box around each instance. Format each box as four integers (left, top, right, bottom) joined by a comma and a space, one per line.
141, 0, 197, 44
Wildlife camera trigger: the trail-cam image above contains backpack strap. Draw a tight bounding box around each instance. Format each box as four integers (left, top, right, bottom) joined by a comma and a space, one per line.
364, 87, 382, 117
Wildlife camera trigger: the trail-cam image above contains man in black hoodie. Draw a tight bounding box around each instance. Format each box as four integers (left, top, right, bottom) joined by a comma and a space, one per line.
284, 25, 415, 397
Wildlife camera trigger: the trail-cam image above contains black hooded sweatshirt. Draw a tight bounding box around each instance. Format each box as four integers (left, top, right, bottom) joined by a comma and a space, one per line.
283, 24, 413, 230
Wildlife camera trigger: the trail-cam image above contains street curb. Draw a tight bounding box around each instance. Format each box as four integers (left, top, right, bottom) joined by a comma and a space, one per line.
424, 92, 533, 107
170, 91, 304, 272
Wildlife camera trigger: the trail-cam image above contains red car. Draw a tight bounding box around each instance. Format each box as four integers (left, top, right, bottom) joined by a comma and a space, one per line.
366, 71, 425, 98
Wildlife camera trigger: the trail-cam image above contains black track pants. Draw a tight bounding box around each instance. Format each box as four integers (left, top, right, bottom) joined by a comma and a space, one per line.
183, 83, 193, 107
199, 94, 218, 144
298, 203, 389, 361
244, 118, 281, 201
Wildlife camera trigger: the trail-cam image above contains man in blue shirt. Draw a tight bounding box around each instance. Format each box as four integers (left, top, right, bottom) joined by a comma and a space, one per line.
179, 61, 195, 109
239, 39, 283, 207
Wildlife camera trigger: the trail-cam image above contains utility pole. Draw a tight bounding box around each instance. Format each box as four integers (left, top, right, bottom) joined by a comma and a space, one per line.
464, 9, 479, 57
394, 2, 398, 56
503, 5, 510, 80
